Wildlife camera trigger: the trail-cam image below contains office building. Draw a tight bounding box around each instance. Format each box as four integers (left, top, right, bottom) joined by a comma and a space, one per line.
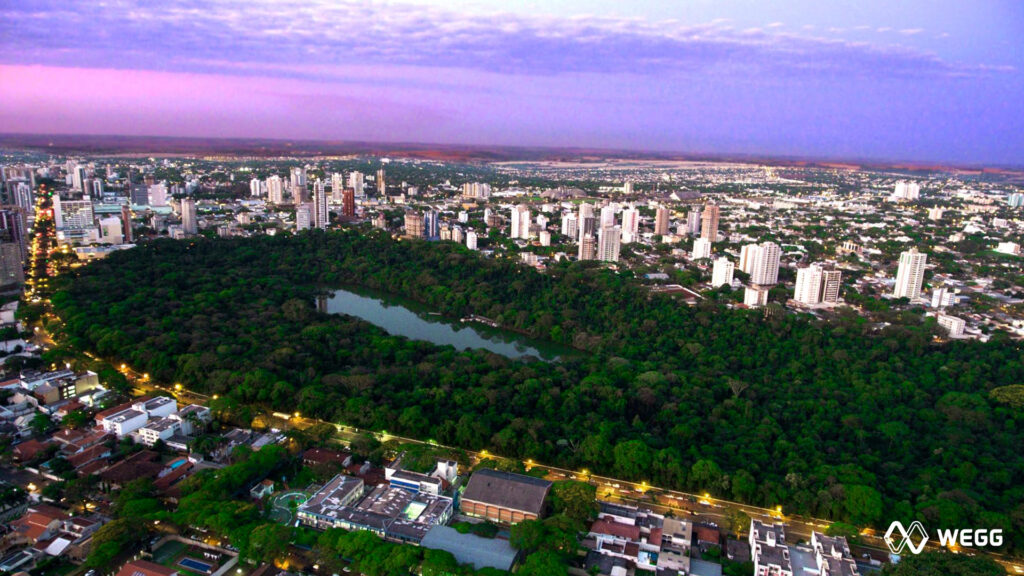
180, 198, 198, 235
691, 237, 712, 260
404, 212, 425, 238
72, 165, 87, 191
341, 188, 356, 219
510, 205, 531, 239
313, 180, 329, 229
424, 210, 440, 239
290, 165, 307, 190
893, 247, 927, 300
148, 183, 168, 207
296, 205, 312, 231
597, 226, 621, 262
711, 257, 734, 288
700, 202, 720, 241
267, 175, 284, 204
654, 206, 670, 235
53, 196, 95, 230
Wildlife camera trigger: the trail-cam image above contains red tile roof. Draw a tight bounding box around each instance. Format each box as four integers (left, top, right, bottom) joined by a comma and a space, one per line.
591, 519, 642, 540
116, 559, 178, 576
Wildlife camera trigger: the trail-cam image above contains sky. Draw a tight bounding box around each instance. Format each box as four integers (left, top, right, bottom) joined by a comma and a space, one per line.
0, 0, 1022, 165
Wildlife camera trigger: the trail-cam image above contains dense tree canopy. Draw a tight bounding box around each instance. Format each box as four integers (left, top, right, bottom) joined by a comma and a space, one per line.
51, 231, 1024, 550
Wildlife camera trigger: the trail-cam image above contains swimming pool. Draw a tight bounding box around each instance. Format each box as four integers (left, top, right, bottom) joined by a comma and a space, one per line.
178, 558, 214, 573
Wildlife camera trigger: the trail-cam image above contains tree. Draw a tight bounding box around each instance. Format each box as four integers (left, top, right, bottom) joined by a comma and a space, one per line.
61, 409, 92, 429
517, 551, 568, 576
420, 549, 460, 576
844, 485, 883, 526
881, 551, 1003, 575
245, 523, 292, 563
727, 510, 751, 537
510, 520, 548, 554
550, 481, 598, 524
30, 411, 52, 436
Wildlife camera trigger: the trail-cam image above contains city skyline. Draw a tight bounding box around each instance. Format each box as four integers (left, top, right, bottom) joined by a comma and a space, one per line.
1, 1, 1022, 165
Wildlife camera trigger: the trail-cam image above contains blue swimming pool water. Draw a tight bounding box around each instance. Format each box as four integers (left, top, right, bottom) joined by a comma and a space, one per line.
179, 558, 213, 573
168, 459, 186, 470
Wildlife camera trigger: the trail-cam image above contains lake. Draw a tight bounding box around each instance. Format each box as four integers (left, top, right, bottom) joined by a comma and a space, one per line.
321, 287, 573, 361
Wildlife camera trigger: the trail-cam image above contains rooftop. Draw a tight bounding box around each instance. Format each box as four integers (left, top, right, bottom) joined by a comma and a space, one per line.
461, 469, 552, 515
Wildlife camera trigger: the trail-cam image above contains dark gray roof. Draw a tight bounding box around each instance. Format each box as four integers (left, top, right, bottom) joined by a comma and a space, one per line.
461, 469, 552, 515
421, 526, 518, 571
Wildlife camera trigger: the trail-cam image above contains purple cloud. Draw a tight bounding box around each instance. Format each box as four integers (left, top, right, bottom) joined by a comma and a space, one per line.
0, 0, 1003, 79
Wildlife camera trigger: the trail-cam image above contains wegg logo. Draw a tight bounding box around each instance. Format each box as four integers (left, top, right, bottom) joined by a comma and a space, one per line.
884, 521, 1004, 555
884, 521, 929, 555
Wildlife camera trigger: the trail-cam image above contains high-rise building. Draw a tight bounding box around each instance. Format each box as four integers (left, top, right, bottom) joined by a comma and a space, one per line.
936, 314, 966, 338
700, 202, 720, 241
600, 204, 617, 229
341, 188, 356, 219
349, 172, 365, 197
749, 242, 781, 286
686, 209, 701, 236
267, 175, 284, 204
121, 204, 134, 243
181, 198, 198, 235
0, 243, 24, 287
744, 285, 769, 307
578, 203, 597, 242
620, 207, 639, 243
893, 247, 927, 300
331, 173, 345, 203
462, 182, 491, 199
72, 165, 87, 191
578, 235, 597, 260
148, 183, 168, 207
372, 213, 387, 230
250, 177, 262, 197
376, 168, 387, 197
1008, 192, 1024, 208
296, 204, 312, 231
622, 181, 634, 195
290, 166, 307, 189
53, 195, 95, 230
821, 270, 842, 304
452, 226, 464, 244
891, 181, 921, 201
561, 213, 578, 239
597, 226, 621, 262
691, 237, 712, 260
424, 210, 440, 239
312, 180, 329, 229
739, 244, 756, 273
711, 257, 734, 288
466, 230, 478, 250
510, 205, 531, 239
404, 212, 424, 238
654, 206, 670, 235
795, 265, 825, 305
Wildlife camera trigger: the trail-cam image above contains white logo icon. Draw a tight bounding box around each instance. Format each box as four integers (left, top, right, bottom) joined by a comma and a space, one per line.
884, 521, 929, 555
